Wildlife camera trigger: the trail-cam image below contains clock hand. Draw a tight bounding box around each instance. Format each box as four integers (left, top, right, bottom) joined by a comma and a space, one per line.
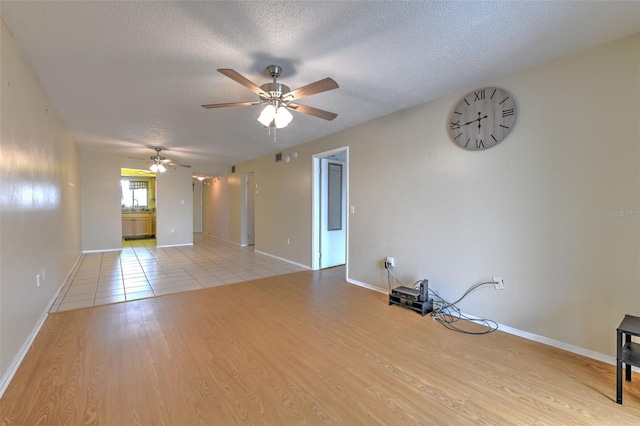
461, 114, 488, 126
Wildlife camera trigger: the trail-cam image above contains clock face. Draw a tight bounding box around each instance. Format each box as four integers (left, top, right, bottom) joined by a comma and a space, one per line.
449, 87, 517, 151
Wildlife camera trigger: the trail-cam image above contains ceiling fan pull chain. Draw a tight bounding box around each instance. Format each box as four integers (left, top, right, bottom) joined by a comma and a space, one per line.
266, 124, 276, 143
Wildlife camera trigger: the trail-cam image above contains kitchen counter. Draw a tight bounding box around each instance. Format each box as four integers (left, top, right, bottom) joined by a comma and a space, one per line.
122, 209, 155, 214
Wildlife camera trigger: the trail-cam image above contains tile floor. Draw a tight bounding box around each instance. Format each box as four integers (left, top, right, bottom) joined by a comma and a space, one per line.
51, 234, 306, 312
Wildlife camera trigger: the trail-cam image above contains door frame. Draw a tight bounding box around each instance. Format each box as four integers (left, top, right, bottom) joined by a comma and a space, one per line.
312, 146, 349, 274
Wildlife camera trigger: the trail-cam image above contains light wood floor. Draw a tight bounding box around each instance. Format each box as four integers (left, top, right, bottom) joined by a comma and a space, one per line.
2, 267, 639, 425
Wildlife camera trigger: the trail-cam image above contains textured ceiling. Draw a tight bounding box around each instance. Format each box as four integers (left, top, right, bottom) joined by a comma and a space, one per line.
1, 1, 639, 175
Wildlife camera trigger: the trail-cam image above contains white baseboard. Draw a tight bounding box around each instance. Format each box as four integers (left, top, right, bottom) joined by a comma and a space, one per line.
156, 243, 194, 248
346, 277, 388, 294
495, 322, 616, 365
254, 250, 310, 270
0, 253, 83, 398
0, 309, 50, 398
344, 278, 623, 368
83, 248, 122, 253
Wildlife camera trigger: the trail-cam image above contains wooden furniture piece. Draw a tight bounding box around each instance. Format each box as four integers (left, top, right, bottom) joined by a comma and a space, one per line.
616, 314, 640, 404
122, 213, 155, 239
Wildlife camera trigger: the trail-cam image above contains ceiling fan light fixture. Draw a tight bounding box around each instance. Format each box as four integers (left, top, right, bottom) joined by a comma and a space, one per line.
205, 65, 338, 133
274, 106, 293, 128
131, 148, 190, 172
258, 104, 277, 127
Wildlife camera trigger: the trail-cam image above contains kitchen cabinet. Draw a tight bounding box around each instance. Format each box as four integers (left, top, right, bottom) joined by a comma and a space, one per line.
122, 213, 156, 239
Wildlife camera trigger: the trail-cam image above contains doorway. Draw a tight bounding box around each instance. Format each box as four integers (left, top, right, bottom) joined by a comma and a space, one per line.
241, 172, 255, 246
312, 147, 348, 272
120, 168, 157, 241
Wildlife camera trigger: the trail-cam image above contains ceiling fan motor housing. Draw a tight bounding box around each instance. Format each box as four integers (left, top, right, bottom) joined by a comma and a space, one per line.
260, 82, 291, 101
152, 148, 165, 162
202, 65, 338, 121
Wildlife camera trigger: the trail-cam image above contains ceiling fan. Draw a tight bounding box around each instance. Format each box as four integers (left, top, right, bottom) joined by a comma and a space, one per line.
129, 148, 191, 173
201, 65, 339, 129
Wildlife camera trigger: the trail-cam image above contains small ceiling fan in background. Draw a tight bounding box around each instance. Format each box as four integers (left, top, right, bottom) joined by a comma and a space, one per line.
201, 65, 339, 129
129, 148, 191, 173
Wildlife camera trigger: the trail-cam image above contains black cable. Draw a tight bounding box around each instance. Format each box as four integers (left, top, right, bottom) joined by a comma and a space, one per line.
385, 265, 499, 335
431, 309, 498, 335
428, 285, 498, 335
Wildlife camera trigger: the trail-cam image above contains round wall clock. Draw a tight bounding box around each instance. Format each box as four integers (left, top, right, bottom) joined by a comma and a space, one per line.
448, 87, 517, 151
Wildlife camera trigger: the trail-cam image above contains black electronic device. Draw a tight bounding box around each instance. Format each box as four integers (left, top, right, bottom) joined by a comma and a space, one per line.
391, 286, 421, 302
419, 279, 428, 302
389, 279, 432, 316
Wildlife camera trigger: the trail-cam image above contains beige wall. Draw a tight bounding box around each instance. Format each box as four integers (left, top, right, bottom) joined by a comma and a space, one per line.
203, 176, 230, 241
0, 19, 82, 386
227, 171, 244, 244
80, 152, 122, 251
231, 147, 334, 261
79, 155, 194, 250
234, 33, 640, 357
155, 166, 193, 247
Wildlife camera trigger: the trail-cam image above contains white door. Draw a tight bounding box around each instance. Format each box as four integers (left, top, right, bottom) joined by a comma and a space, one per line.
319, 157, 346, 268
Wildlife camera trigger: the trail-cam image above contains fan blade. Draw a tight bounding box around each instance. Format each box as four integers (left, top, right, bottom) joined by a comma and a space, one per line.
165, 161, 191, 168
288, 103, 337, 121
286, 78, 339, 101
127, 156, 148, 161
201, 101, 261, 109
218, 69, 266, 96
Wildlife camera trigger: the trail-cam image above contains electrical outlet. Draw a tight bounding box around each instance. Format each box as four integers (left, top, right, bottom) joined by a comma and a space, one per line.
493, 276, 504, 290
36, 274, 41, 287
385, 256, 395, 268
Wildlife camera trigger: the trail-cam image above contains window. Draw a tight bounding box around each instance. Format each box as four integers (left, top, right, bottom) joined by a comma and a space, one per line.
121, 179, 148, 208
